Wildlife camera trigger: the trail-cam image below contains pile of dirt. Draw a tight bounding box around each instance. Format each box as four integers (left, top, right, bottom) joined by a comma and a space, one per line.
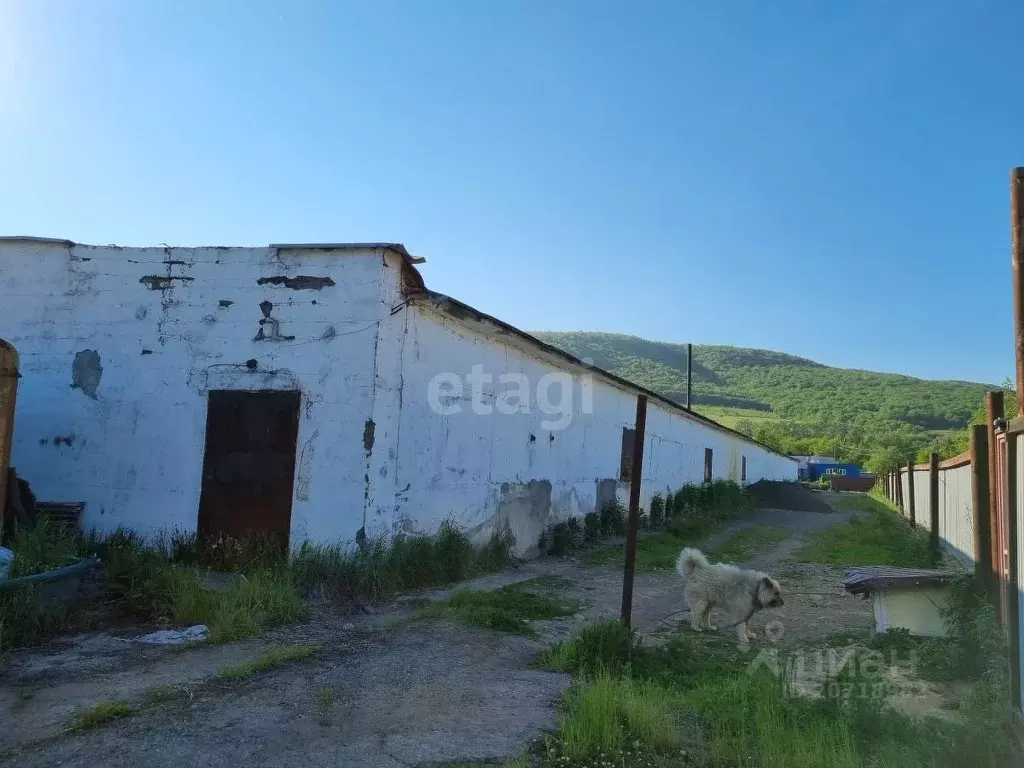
745, 481, 835, 514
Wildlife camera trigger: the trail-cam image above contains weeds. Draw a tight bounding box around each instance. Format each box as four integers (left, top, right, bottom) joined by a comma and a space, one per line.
219, 644, 320, 681
557, 673, 683, 760
584, 481, 755, 571
648, 494, 665, 529
709, 526, 788, 563
797, 494, 932, 567
599, 500, 626, 537
539, 595, 1018, 768
538, 518, 585, 557
3, 518, 515, 653
415, 581, 576, 635
316, 686, 334, 725
144, 684, 181, 704
72, 700, 134, 730
290, 523, 515, 604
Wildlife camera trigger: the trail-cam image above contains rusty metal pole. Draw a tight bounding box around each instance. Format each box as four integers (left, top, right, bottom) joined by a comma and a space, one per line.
971, 424, 993, 592
929, 452, 941, 564
0, 340, 19, 540
907, 459, 916, 526
621, 394, 648, 628
986, 391, 1005, 588
1013, 168, 1024, 417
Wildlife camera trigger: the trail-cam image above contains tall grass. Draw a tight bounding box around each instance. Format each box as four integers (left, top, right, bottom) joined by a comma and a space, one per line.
585, 480, 755, 571
540, 586, 1018, 768
0, 519, 81, 652
2, 518, 516, 652
558, 673, 683, 760
290, 521, 515, 603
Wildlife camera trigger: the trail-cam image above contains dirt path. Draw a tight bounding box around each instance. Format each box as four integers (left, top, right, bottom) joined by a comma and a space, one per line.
2, 487, 873, 767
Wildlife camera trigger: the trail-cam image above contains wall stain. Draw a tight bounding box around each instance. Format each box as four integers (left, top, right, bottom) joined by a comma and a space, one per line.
71, 349, 102, 399
257, 275, 336, 290
363, 419, 375, 454
140, 275, 195, 290
253, 300, 295, 342
295, 429, 319, 501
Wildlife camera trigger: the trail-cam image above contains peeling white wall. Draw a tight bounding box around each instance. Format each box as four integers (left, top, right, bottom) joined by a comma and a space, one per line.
2, 240, 389, 543
387, 302, 796, 555
2, 239, 796, 556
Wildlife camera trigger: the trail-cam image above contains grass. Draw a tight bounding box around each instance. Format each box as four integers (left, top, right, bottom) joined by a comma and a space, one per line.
584, 481, 755, 572
557, 673, 684, 760
796, 493, 933, 568
709, 526, 789, 563
2, 518, 516, 653
72, 700, 134, 730
537, 595, 1018, 768
316, 686, 334, 725
289, 521, 515, 604
415, 580, 576, 635
219, 644, 321, 680
144, 684, 181, 704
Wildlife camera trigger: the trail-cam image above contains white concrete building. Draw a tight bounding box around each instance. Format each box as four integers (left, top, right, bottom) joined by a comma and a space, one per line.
0, 237, 796, 555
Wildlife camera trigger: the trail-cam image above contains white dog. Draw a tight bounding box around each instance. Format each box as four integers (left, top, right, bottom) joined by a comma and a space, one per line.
675, 547, 784, 649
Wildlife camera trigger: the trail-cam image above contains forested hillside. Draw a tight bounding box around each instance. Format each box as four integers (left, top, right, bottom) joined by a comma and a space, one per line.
533, 331, 1005, 471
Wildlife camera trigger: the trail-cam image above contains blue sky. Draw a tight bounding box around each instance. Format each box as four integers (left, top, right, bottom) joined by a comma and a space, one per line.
1, 1, 1020, 384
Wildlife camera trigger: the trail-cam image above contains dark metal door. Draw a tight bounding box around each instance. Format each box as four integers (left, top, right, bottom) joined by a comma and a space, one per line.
197, 390, 301, 549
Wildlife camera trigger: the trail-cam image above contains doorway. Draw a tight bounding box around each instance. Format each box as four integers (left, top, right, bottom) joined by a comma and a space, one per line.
197, 390, 301, 551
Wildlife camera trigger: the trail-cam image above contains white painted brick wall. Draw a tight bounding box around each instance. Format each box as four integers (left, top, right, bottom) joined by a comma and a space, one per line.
2, 239, 796, 556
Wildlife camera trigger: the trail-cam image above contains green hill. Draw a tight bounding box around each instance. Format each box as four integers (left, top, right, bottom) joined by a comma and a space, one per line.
532, 331, 1003, 471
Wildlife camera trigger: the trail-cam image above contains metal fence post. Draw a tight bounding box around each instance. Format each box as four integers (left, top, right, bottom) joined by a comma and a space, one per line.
621, 394, 648, 628
1007, 430, 1021, 709
1014, 168, 1024, 417
988, 392, 1005, 587
930, 452, 940, 564
971, 424, 993, 590
907, 459, 916, 525
0, 339, 19, 538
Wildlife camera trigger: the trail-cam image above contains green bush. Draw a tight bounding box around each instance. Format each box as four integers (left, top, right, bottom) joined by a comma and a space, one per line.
539, 519, 584, 557
648, 494, 664, 529
662, 491, 675, 522
583, 512, 601, 542
599, 500, 626, 537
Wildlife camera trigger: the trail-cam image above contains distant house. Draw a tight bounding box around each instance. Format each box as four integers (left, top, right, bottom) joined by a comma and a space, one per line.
796, 456, 863, 481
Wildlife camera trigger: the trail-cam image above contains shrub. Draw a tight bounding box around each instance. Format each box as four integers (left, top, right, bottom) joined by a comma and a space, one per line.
599, 500, 626, 537
663, 491, 675, 522
583, 512, 601, 542
289, 524, 515, 604
648, 494, 664, 529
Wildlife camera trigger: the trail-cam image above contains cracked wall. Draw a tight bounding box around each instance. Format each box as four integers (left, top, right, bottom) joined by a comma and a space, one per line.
1, 240, 388, 541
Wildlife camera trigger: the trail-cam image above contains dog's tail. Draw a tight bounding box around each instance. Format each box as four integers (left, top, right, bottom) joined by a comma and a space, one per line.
676, 547, 709, 579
